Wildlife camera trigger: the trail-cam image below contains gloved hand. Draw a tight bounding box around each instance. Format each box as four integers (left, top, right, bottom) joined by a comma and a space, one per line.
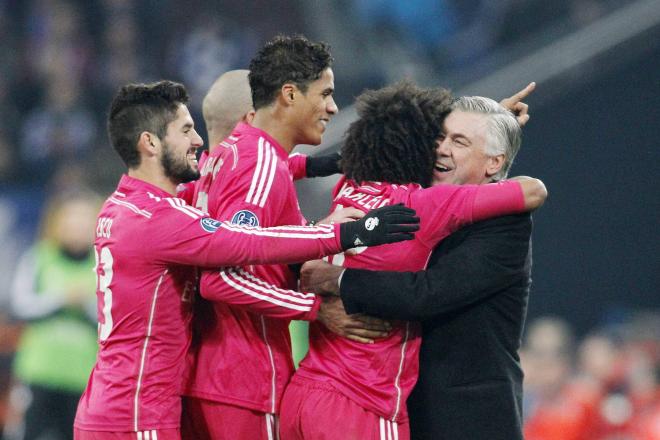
339, 204, 419, 249
306, 152, 342, 177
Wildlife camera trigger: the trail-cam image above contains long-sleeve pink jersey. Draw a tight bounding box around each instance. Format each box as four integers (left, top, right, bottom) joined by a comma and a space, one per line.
182, 123, 318, 414
73, 174, 345, 432
293, 176, 526, 423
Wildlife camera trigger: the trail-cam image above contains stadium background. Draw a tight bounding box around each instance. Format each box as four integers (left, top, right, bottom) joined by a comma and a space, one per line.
0, 0, 657, 438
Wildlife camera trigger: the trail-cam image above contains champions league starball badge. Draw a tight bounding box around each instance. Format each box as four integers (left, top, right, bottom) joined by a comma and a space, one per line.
200, 217, 222, 232
231, 210, 260, 227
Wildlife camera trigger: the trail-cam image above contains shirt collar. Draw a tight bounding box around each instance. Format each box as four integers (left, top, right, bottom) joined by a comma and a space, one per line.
233, 122, 289, 160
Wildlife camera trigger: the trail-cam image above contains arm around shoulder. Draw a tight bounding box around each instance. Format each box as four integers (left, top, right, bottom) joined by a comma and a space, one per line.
341, 214, 533, 320
510, 176, 547, 210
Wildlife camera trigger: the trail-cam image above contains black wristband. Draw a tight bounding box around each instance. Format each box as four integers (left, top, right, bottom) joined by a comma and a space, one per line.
306, 152, 342, 178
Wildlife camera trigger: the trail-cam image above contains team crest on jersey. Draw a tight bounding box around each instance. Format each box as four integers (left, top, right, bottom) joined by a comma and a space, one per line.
200, 217, 221, 232
231, 210, 259, 227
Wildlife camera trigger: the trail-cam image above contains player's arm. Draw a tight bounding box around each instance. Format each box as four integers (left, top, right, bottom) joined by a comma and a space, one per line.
470, 177, 546, 223
200, 266, 321, 320
288, 152, 342, 181
304, 214, 532, 321
200, 267, 390, 342
287, 153, 308, 180
417, 179, 544, 242
152, 201, 419, 268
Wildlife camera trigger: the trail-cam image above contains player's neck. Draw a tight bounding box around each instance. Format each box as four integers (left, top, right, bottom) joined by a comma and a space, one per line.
251, 110, 295, 154
128, 167, 178, 195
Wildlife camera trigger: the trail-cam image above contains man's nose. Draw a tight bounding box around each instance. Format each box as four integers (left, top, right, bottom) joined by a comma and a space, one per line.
436, 138, 451, 156
327, 98, 338, 115
192, 130, 204, 147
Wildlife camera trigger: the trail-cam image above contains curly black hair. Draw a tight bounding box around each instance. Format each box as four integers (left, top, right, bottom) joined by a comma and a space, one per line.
341, 81, 453, 188
248, 34, 333, 110
107, 80, 189, 168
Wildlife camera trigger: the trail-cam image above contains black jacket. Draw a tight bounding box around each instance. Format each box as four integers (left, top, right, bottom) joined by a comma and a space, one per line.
341, 213, 533, 440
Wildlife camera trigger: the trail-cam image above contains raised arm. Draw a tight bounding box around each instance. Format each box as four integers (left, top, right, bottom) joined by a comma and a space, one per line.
499, 82, 536, 126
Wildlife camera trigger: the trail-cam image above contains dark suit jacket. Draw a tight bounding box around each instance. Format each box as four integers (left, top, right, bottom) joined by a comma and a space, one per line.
341, 213, 533, 440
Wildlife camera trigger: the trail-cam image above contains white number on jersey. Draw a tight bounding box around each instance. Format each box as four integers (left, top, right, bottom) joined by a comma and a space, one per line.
196, 191, 209, 212
95, 246, 114, 341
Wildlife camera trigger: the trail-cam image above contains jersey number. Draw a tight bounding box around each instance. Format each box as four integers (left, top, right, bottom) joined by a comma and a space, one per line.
95, 246, 114, 341
196, 191, 209, 212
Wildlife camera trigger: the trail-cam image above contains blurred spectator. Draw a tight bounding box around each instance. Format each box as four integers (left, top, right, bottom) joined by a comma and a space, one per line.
523, 317, 600, 440
23, 0, 94, 86
19, 74, 97, 184
166, 12, 256, 116
522, 315, 660, 440
8, 190, 100, 440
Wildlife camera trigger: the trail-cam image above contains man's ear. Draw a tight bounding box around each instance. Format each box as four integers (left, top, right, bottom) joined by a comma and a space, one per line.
244, 109, 256, 124
137, 132, 159, 158
485, 154, 505, 178
280, 84, 297, 106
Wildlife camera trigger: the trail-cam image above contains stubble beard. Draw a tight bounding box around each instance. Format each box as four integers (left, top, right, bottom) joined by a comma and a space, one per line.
161, 141, 200, 184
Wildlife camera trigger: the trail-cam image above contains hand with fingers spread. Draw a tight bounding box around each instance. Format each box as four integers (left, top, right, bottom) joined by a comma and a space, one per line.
300, 259, 343, 296
499, 82, 536, 127
339, 203, 420, 249
317, 296, 392, 344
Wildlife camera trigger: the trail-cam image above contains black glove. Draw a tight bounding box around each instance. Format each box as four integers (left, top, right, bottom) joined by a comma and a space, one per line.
306, 152, 342, 177
339, 204, 420, 249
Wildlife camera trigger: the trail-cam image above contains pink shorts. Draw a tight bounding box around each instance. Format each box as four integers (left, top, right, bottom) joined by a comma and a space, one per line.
280, 378, 409, 440
74, 428, 180, 440
181, 396, 279, 440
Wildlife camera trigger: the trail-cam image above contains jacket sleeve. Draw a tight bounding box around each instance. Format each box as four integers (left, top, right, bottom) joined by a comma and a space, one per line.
10, 249, 64, 320
200, 267, 320, 320
340, 214, 532, 321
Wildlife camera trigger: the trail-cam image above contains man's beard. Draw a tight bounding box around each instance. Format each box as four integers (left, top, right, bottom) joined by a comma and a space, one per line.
161, 141, 200, 184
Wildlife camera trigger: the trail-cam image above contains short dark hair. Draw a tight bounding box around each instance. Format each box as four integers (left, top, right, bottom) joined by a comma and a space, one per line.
341, 81, 453, 188
248, 34, 333, 110
107, 80, 189, 168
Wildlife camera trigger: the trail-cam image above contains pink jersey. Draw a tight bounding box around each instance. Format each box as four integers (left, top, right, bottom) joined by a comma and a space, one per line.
183, 123, 317, 414
294, 176, 525, 422
176, 148, 308, 205
74, 175, 344, 432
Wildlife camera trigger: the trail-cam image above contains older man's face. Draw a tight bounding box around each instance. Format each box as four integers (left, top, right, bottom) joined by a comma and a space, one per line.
432, 110, 493, 186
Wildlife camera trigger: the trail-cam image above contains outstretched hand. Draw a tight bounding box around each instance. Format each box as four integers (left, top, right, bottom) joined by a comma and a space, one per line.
339, 203, 420, 250
500, 82, 536, 127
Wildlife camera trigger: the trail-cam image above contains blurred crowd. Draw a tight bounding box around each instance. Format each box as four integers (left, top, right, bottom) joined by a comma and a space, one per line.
522, 315, 660, 439
0, 0, 622, 190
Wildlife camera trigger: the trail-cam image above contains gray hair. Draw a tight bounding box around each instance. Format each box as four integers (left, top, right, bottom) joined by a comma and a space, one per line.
451, 96, 521, 181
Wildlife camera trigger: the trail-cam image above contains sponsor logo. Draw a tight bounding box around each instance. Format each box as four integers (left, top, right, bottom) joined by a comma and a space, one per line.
200, 217, 221, 232
231, 210, 259, 227
365, 217, 379, 231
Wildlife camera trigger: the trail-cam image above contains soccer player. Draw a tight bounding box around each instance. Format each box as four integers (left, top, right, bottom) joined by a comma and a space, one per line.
181, 35, 385, 440
279, 81, 547, 440
179, 69, 341, 204
72, 80, 419, 440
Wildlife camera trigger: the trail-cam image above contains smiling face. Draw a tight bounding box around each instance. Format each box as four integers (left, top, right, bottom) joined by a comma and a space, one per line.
160, 104, 204, 184
291, 68, 338, 146
432, 110, 503, 186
